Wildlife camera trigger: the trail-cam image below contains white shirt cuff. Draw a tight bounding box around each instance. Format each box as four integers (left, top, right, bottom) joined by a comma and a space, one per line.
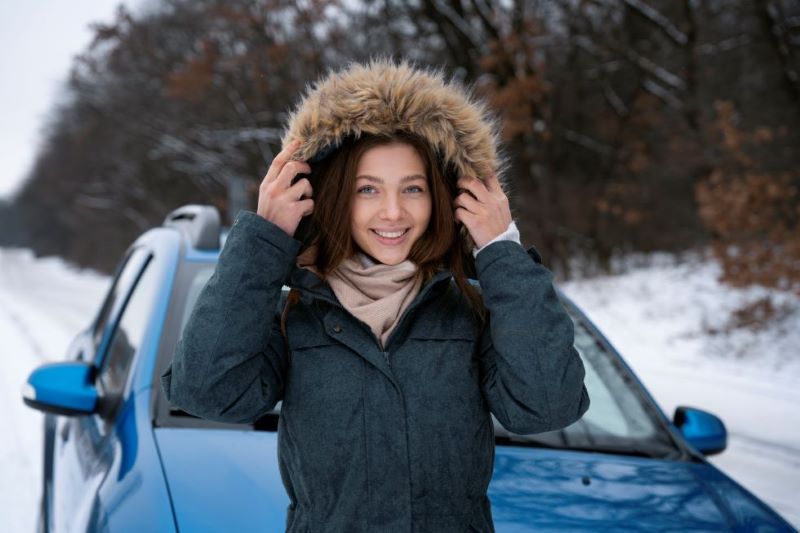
472, 220, 521, 258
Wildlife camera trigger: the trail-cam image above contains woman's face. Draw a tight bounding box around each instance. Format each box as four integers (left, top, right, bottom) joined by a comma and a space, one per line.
351, 142, 432, 265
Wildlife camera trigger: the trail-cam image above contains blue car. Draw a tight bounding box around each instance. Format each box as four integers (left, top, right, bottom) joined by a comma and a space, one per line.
23, 205, 795, 532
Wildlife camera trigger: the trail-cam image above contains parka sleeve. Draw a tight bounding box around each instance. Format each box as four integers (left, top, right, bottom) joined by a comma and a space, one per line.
160, 210, 302, 424
475, 241, 590, 435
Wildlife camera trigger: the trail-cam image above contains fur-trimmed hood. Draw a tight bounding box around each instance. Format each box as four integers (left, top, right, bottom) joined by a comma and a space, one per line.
279, 58, 508, 258
281, 58, 507, 190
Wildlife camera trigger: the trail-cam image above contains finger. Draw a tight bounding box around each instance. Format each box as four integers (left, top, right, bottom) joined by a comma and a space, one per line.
454, 191, 482, 215
485, 172, 502, 193
287, 177, 313, 200
297, 198, 314, 217
264, 139, 302, 184
276, 160, 312, 190
454, 206, 475, 226
457, 176, 489, 203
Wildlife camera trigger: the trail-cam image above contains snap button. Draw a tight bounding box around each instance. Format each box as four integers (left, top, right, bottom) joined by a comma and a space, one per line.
333, 324, 342, 333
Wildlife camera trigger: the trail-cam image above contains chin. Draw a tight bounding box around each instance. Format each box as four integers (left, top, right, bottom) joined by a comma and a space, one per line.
364, 249, 411, 266
381, 256, 410, 266
356, 240, 415, 265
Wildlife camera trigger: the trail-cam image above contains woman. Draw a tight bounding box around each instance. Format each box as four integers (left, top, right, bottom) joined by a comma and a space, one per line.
162, 59, 590, 532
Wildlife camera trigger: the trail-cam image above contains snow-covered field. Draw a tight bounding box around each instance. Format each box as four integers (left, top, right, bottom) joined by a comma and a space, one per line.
1, 246, 798, 531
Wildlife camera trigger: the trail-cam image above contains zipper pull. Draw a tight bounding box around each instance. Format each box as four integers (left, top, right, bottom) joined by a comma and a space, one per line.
383, 350, 391, 368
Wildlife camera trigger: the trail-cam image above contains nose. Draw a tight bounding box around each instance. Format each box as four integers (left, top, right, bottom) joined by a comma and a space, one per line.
379, 191, 404, 220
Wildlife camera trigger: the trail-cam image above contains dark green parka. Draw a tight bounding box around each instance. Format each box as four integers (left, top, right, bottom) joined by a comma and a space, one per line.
161, 59, 590, 532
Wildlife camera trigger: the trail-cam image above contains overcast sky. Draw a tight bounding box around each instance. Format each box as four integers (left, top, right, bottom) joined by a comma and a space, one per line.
0, 1, 146, 201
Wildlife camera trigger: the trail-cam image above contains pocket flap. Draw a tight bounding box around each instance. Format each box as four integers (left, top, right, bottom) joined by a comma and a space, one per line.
287, 328, 338, 350
286, 319, 340, 350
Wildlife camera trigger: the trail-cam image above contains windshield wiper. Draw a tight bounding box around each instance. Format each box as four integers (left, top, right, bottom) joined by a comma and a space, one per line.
495, 436, 666, 459
495, 435, 565, 449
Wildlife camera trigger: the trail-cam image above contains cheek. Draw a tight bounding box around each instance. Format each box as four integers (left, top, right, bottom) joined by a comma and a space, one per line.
418, 198, 433, 227
350, 202, 368, 232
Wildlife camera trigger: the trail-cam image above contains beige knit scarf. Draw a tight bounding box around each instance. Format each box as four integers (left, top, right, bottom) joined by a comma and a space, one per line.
296, 246, 422, 349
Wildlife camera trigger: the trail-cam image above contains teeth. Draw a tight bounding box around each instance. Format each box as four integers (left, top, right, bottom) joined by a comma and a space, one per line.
374, 229, 407, 238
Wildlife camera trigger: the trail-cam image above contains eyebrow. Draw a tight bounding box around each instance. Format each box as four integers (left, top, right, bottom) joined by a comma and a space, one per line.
355, 174, 427, 183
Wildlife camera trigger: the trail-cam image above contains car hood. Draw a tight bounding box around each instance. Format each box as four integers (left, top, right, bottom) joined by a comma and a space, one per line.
490, 446, 790, 531
154, 428, 789, 531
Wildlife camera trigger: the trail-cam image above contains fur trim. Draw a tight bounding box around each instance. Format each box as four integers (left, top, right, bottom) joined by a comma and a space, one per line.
281, 58, 507, 187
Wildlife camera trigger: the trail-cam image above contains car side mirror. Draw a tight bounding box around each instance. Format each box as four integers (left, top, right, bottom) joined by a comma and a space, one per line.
22, 362, 98, 416
673, 405, 727, 456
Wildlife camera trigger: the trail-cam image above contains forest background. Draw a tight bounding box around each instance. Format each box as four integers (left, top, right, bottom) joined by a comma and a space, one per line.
0, 0, 798, 329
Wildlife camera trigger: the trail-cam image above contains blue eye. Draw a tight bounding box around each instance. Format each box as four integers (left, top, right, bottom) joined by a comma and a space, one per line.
356, 184, 426, 194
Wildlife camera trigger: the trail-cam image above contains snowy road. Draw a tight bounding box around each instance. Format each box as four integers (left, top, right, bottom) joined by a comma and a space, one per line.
1, 246, 798, 530
1, 297, 46, 533
0, 248, 109, 533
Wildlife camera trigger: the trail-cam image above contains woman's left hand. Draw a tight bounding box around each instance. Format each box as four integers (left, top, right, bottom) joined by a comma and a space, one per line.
454, 173, 513, 249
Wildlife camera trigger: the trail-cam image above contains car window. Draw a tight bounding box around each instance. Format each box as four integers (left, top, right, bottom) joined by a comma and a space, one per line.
573, 323, 658, 439
178, 265, 215, 336
91, 247, 151, 357
97, 252, 159, 401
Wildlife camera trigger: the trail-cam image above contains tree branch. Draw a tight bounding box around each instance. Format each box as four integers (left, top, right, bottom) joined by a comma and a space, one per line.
623, 0, 689, 46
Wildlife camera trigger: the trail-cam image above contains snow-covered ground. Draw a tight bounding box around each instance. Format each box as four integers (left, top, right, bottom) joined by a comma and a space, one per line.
1, 246, 798, 530
0, 248, 110, 533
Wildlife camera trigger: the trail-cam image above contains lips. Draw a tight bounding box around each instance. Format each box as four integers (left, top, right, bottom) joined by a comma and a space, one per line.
372, 229, 409, 238
370, 228, 410, 244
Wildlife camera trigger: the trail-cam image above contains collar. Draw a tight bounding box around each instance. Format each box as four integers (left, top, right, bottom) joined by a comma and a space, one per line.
287, 262, 454, 313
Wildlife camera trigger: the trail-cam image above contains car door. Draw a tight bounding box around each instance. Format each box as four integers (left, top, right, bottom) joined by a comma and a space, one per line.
50, 246, 158, 532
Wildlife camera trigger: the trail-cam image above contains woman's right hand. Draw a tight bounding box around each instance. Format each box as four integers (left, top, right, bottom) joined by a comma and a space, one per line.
257, 139, 314, 237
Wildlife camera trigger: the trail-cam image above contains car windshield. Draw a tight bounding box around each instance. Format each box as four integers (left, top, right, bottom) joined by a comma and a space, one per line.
162, 264, 684, 460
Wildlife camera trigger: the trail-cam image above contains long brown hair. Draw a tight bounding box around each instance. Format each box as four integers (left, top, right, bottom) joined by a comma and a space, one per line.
281, 131, 486, 335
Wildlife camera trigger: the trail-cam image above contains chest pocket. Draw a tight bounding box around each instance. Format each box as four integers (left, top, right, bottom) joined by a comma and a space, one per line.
284, 320, 363, 405
281, 319, 365, 471
400, 316, 485, 431
403, 318, 478, 374
285, 309, 347, 353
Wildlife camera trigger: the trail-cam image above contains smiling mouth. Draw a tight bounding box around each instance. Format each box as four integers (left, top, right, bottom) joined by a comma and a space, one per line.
371, 228, 409, 239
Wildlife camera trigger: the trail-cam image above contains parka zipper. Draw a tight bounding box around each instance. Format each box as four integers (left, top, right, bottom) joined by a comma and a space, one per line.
383, 350, 391, 368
